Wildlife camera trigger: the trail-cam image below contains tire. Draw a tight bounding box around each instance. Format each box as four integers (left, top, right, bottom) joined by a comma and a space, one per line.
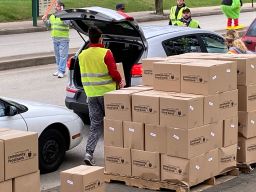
39, 129, 66, 174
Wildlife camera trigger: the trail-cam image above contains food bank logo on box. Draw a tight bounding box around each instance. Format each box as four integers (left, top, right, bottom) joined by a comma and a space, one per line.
190, 136, 208, 146
248, 94, 256, 101
106, 103, 128, 111
133, 160, 154, 169
144, 70, 153, 75
163, 165, 183, 175
219, 100, 236, 109
247, 144, 256, 152
161, 108, 184, 117
8, 149, 36, 164
155, 73, 179, 81
106, 156, 125, 164
84, 180, 102, 191
134, 105, 155, 114
221, 155, 236, 163
183, 75, 207, 83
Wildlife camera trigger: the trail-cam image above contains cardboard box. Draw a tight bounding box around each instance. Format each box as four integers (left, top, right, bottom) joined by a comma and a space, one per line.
175, 92, 219, 124
131, 149, 160, 180
122, 86, 153, 91
219, 144, 237, 174
237, 136, 256, 164
145, 124, 167, 153
238, 85, 256, 112
174, 52, 256, 86
123, 121, 144, 150
204, 94, 220, 124
116, 62, 126, 85
0, 180, 12, 192
223, 117, 238, 147
0, 130, 38, 180
181, 60, 236, 95
104, 146, 131, 176
142, 57, 167, 86
104, 118, 123, 147
13, 171, 40, 192
0, 140, 3, 182
61, 165, 105, 192
160, 94, 204, 129
161, 149, 219, 186
219, 90, 238, 120
205, 149, 219, 178
153, 61, 181, 92
104, 89, 143, 121
132, 91, 160, 125
166, 123, 221, 159
239, 111, 256, 138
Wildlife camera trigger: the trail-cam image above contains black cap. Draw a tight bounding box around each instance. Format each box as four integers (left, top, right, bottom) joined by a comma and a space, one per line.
182, 8, 190, 13
116, 3, 125, 10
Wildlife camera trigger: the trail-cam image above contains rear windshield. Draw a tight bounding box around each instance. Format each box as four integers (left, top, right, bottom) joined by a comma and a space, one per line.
72, 20, 141, 38
247, 20, 256, 37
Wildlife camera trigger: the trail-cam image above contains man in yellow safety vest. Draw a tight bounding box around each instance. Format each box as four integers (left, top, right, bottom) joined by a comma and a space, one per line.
176, 8, 200, 28
79, 26, 125, 165
169, 0, 188, 25
42, 0, 69, 78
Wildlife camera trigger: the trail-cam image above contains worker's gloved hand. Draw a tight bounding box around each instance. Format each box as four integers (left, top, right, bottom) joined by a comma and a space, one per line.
119, 79, 126, 89
42, 14, 48, 21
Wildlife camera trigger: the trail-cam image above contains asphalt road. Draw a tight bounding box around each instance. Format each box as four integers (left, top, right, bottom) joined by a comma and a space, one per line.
1, 11, 256, 192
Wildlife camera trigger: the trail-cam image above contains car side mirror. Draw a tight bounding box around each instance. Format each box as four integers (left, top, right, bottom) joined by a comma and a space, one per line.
5, 106, 18, 116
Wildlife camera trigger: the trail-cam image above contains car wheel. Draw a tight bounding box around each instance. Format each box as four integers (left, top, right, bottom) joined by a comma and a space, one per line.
39, 129, 66, 174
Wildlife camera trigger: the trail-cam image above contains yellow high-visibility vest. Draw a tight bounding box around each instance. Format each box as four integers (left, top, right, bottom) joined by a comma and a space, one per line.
49, 15, 69, 38
169, 6, 187, 25
78, 47, 116, 97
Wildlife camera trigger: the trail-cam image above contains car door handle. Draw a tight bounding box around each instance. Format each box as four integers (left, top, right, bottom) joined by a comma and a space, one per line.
245, 40, 252, 44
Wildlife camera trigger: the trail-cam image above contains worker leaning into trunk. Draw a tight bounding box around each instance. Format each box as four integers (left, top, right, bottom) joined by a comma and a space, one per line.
169, 0, 188, 25
79, 26, 125, 166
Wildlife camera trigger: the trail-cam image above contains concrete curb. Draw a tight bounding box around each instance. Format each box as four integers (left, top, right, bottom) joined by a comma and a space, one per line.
0, 50, 77, 71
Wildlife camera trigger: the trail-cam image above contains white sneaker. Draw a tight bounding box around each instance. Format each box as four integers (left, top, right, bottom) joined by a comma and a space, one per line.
58, 72, 64, 78
53, 71, 59, 76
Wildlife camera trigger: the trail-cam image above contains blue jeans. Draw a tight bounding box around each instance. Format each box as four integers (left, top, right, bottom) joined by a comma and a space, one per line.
53, 38, 69, 74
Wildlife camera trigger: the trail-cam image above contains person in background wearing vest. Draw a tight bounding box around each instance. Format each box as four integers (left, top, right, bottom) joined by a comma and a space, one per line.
79, 27, 125, 166
169, 0, 187, 25
42, 0, 70, 78
176, 8, 200, 28
221, 0, 244, 30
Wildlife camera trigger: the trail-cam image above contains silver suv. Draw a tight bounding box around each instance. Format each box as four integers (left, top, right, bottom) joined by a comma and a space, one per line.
57, 7, 228, 121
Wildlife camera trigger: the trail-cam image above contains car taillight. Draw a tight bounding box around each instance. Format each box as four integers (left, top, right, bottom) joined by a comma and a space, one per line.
66, 56, 74, 70
66, 87, 78, 93
131, 63, 142, 77
66, 86, 78, 98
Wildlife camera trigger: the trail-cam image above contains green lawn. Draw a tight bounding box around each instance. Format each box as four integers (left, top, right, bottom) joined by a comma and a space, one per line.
0, 0, 253, 22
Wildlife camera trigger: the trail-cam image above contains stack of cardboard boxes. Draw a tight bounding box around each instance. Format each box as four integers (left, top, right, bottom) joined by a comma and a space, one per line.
103, 54, 239, 187
0, 128, 39, 192
169, 53, 256, 166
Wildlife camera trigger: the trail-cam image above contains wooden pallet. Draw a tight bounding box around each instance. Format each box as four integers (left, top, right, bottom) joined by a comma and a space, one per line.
237, 162, 256, 173
105, 168, 239, 192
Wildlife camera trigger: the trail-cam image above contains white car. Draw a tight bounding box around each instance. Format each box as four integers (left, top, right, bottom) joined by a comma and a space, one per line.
0, 97, 84, 173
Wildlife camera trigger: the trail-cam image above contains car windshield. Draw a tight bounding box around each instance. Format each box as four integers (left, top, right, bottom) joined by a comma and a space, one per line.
247, 20, 256, 37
